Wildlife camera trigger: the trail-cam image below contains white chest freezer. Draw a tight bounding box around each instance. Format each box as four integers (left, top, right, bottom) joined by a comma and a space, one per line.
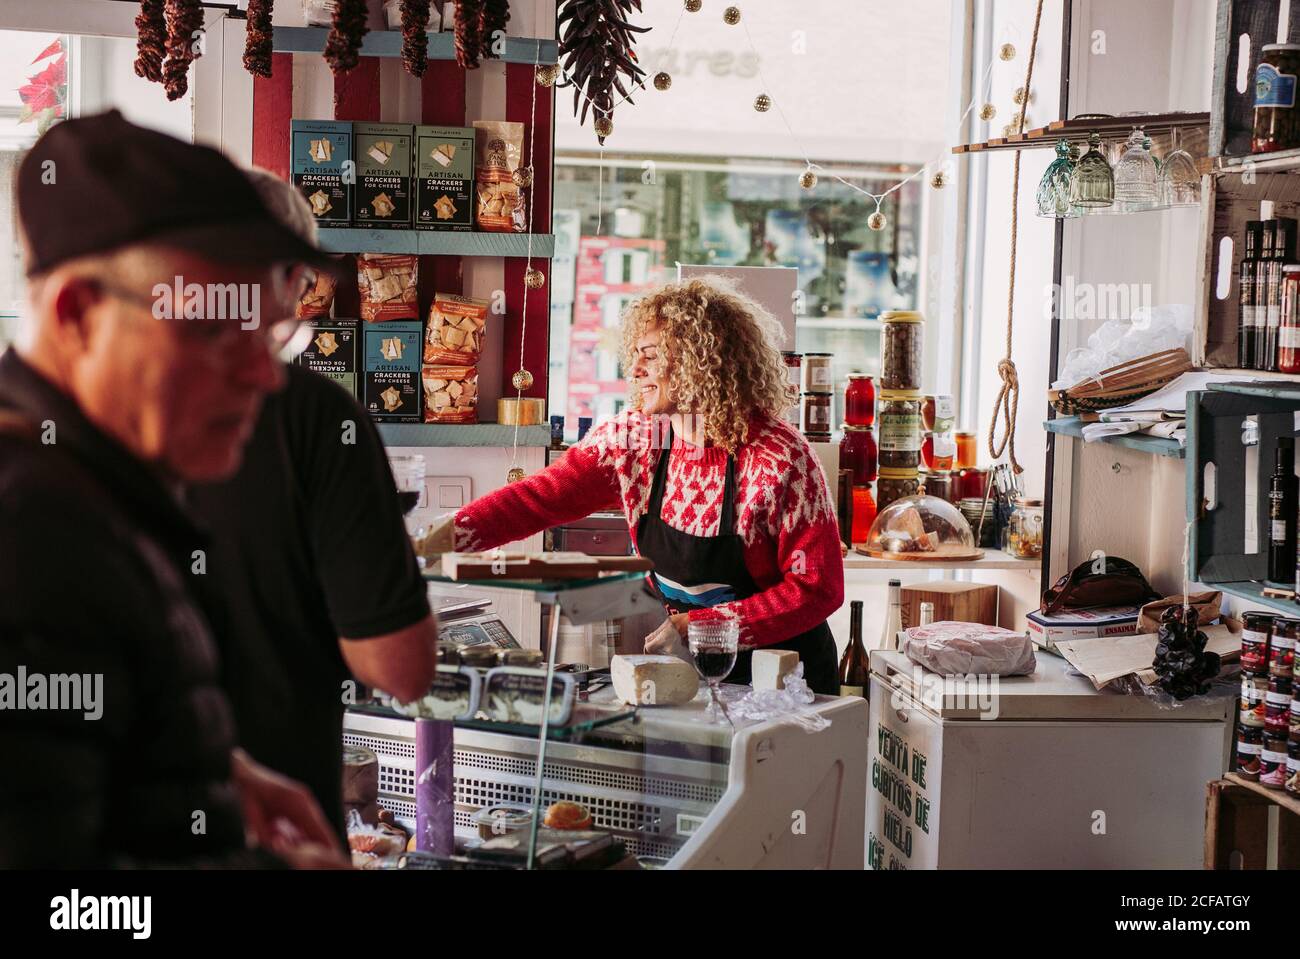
866, 650, 1234, 869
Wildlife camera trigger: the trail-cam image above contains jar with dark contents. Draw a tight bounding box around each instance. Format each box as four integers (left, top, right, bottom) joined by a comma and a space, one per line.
1261, 735, 1289, 789
1287, 741, 1300, 795
838, 424, 878, 485
1291, 689, 1300, 741
800, 391, 832, 435
879, 311, 924, 391
923, 469, 954, 504
845, 373, 876, 426
876, 467, 920, 511
1253, 44, 1300, 154
801, 353, 833, 394
1242, 673, 1269, 725
878, 390, 921, 468
1237, 725, 1264, 780
1241, 612, 1275, 675
1265, 678, 1292, 737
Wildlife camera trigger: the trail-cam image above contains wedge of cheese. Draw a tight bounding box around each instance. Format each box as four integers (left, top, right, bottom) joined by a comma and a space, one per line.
751, 649, 800, 690
611, 655, 699, 707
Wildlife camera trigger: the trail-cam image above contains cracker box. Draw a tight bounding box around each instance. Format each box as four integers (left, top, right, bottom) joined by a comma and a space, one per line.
363, 321, 423, 374
365, 369, 422, 422
291, 119, 353, 225
297, 319, 358, 398
353, 122, 412, 229
414, 125, 475, 231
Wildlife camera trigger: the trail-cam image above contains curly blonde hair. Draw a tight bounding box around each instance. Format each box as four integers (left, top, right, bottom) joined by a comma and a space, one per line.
621, 276, 789, 453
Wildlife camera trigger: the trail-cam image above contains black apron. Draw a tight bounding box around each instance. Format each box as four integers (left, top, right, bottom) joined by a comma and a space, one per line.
635, 429, 840, 696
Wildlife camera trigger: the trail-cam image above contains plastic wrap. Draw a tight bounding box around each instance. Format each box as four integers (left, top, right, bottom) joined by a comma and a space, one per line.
721, 664, 830, 732
902, 621, 1037, 676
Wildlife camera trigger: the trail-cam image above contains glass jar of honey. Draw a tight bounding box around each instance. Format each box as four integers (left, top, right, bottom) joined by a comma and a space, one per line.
955, 430, 978, 469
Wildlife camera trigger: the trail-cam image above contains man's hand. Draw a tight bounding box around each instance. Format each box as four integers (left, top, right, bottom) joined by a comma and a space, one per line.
230, 748, 347, 867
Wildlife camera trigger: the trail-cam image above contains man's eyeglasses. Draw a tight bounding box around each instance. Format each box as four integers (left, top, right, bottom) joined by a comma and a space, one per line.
88, 277, 311, 363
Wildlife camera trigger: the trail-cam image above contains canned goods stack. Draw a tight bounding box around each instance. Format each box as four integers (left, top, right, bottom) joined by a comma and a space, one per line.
1235, 611, 1298, 793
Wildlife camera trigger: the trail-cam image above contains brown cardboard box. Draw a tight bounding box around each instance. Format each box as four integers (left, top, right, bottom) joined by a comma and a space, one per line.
900, 582, 998, 629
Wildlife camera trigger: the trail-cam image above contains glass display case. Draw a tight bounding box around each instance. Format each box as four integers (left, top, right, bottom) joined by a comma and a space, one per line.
342, 567, 866, 869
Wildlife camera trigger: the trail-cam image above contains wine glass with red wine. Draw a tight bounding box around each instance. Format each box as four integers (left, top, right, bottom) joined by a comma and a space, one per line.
688, 621, 739, 724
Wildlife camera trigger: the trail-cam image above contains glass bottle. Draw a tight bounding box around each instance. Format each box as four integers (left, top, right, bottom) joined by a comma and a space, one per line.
919, 602, 935, 627
1036, 137, 1077, 217
839, 600, 869, 697
1070, 131, 1114, 209
876, 579, 903, 652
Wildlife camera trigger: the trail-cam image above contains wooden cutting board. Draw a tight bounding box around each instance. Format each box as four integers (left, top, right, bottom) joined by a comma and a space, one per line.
440, 551, 654, 581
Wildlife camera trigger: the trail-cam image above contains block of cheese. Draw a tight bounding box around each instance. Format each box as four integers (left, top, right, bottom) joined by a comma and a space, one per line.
611, 655, 699, 706
751, 649, 800, 690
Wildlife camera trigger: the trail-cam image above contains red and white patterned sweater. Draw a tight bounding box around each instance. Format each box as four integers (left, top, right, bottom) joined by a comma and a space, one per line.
454, 410, 845, 647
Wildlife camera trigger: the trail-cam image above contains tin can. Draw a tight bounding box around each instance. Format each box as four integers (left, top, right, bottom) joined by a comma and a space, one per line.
1241, 612, 1275, 675
1269, 624, 1296, 680
1261, 735, 1289, 788
1237, 725, 1264, 780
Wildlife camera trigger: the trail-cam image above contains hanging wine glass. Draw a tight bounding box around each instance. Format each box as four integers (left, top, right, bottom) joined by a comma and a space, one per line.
1036, 138, 1078, 218
1112, 128, 1159, 212
1070, 131, 1114, 209
1157, 127, 1200, 207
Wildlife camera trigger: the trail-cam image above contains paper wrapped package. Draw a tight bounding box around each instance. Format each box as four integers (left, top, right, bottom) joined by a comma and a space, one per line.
902, 621, 1037, 676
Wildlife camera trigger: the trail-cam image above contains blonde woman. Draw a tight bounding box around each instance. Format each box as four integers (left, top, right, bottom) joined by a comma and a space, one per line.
438, 277, 844, 694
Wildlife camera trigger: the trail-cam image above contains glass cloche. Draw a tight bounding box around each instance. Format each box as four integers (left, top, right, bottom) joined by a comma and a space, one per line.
864, 494, 979, 560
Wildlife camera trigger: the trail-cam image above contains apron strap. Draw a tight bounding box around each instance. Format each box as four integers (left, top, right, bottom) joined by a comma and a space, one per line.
648, 423, 739, 535
646, 423, 674, 519
720, 451, 738, 535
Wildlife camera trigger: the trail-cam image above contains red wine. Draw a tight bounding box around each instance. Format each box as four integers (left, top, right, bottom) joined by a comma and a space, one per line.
397, 490, 420, 515
693, 648, 737, 682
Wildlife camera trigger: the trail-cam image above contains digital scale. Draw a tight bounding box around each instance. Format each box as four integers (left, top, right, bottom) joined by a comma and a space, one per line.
435, 598, 520, 650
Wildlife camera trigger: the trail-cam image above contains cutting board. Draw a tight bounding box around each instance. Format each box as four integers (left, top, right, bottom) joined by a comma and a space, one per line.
440, 551, 654, 581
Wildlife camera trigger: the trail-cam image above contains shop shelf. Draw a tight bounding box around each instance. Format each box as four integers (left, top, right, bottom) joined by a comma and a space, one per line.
271, 27, 558, 65
1044, 415, 1186, 459
952, 111, 1208, 155
1213, 149, 1300, 176
1210, 579, 1298, 616
1210, 0, 1293, 159
317, 228, 555, 258
378, 423, 551, 447
1185, 384, 1299, 590
844, 547, 1038, 571
347, 699, 637, 741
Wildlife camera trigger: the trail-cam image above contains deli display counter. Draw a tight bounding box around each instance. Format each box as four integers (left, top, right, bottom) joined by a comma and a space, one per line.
342, 567, 867, 869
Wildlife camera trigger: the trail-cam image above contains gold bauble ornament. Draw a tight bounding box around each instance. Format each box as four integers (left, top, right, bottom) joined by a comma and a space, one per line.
1002, 122, 1018, 138
507, 467, 526, 483
723, 6, 741, 25
684, 0, 702, 10
594, 115, 614, 138
524, 267, 546, 289
999, 42, 1016, 61
512, 369, 534, 391
979, 103, 996, 121
867, 210, 887, 232
653, 71, 672, 91
929, 170, 947, 189
512, 166, 534, 188
536, 64, 559, 87
754, 93, 772, 112
798, 169, 817, 190
1012, 86, 1027, 105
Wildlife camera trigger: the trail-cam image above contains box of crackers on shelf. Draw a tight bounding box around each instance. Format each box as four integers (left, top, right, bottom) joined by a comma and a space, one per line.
293, 259, 357, 398
414, 125, 475, 231
290, 119, 352, 225
353, 122, 412, 229
357, 253, 420, 323
472, 120, 526, 233
366, 367, 422, 423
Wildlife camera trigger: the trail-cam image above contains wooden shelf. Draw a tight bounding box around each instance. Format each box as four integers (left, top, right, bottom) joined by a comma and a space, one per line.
271, 27, 558, 65
953, 111, 1209, 155
1044, 416, 1185, 459
377, 423, 551, 447
1208, 581, 1297, 616
1223, 773, 1300, 818
844, 548, 1039, 571
317, 228, 555, 258
1214, 148, 1300, 176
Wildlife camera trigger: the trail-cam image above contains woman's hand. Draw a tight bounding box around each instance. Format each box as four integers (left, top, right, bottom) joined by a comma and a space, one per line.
644, 614, 691, 661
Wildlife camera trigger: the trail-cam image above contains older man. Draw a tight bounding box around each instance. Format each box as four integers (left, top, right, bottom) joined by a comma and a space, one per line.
0, 111, 345, 867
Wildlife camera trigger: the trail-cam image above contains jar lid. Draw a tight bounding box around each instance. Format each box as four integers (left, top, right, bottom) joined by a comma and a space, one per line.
880, 310, 923, 323
840, 423, 873, 432
457, 645, 497, 667
878, 389, 923, 400
878, 466, 920, 479
1015, 497, 1044, 507
801, 390, 832, 397
1285, 265, 1300, 273
803, 352, 833, 357
780, 350, 800, 357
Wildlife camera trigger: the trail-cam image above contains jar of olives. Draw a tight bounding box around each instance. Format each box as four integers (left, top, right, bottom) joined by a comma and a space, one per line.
878, 390, 922, 469
880, 311, 924, 391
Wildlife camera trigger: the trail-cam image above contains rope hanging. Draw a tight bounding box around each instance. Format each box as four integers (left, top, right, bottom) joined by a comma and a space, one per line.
987, 0, 1045, 475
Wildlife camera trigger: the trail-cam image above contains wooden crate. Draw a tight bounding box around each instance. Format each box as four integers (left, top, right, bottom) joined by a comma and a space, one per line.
1205, 774, 1300, 868
899, 582, 998, 629
1210, 0, 1300, 159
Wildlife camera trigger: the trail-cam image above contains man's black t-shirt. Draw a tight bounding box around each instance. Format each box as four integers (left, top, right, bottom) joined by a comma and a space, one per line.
188, 365, 430, 838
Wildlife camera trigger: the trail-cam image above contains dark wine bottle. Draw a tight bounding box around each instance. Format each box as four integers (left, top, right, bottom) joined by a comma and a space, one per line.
1269, 437, 1297, 584
839, 600, 869, 698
